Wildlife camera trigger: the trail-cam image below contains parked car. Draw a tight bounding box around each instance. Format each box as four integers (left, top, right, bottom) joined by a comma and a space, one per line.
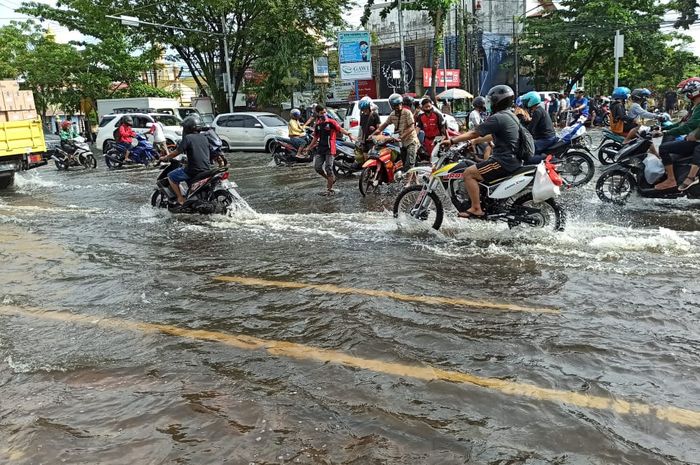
212, 112, 289, 153
96, 113, 183, 153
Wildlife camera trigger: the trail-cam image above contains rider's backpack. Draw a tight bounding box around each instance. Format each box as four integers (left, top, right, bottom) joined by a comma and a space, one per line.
504, 111, 534, 162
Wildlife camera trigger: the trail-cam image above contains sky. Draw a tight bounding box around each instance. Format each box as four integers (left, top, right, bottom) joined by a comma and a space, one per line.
2, 0, 699, 54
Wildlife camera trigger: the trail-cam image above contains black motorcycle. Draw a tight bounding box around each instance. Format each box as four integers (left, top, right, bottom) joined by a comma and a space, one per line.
151, 159, 239, 214
51, 137, 97, 170
333, 139, 363, 176
595, 127, 700, 204
271, 128, 314, 166
531, 139, 595, 188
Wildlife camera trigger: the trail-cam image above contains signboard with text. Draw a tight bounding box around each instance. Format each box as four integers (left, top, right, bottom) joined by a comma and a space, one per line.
338, 31, 372, 80
423, 69, 461, 88
327, 79, 377, 102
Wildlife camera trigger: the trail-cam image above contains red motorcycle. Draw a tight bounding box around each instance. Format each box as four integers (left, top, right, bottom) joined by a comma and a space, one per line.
358, 136, 404, 196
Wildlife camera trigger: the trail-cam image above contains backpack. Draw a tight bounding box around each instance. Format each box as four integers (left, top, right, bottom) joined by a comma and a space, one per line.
504, 111, 534, 162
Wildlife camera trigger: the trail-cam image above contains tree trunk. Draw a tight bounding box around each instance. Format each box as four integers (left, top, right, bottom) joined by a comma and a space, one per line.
431, 9, 445, 99
565, 46, 601, 94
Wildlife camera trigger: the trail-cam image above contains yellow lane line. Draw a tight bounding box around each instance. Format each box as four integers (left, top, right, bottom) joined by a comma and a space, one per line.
213, 275, 560, 314
1, 305, 697, 428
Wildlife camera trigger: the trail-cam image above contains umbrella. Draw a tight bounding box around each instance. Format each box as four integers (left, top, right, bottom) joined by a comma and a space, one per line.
436, 88, 474, 100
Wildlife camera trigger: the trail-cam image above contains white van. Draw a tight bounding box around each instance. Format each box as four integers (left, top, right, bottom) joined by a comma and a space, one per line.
344, 98, 459, 137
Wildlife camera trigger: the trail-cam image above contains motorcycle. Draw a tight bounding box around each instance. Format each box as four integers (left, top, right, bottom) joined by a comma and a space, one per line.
271, 128, 314, 166
51, 137, 97, 170
532, 118, 596, 187
151, 159, 240, 214
595, 126, 700, 204
393, 138, 566, 231
597, 113, 674, 165
358, 135, 405, 196
333, 139, 364, 177
104, 134, 159, 169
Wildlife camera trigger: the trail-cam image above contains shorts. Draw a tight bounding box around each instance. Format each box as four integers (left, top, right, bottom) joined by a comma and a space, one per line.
314, 150, 334, 177
476, 159, 512, 184
401, 142, 418, 168
168, 167, 190, 183
116, 142, 131, 153
290, 137, 306, 148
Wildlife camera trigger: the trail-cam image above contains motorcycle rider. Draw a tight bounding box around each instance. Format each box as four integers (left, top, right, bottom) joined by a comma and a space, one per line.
416, 98, 447, 155
520, 91, 557, 154
373, 93, 420, 170
609, 86, 635, 137
59, 120, 79, 153
159, 115, 213, 206
116, 116, 136, 163
288, 108, 308, 156
655, 80, 700, 191
571, 88, 589, 122
358, 98, 380, 164
467, 96, 492, 160
441, 85, 522, 219
622, 88, 663, 155
302, 104, 354, 195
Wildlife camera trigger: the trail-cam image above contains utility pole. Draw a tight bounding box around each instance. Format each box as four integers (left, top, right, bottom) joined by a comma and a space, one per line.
614, 30, 623, 88
222, 15, 233, 112
398, 0, 407, 93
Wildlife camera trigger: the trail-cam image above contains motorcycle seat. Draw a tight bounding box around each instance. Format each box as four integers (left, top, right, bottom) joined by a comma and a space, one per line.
602, 130, 625, 143
189, 167, 227, 184
483, 165, 536, 185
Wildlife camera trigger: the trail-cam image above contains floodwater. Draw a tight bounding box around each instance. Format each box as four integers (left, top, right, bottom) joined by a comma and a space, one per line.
1, 140, 699, 464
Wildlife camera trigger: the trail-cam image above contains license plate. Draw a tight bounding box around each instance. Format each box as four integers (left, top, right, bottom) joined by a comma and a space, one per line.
222, 180, 238, 189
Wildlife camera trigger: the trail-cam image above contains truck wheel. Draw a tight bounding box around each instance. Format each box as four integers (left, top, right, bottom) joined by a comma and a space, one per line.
0, 173, 15, 189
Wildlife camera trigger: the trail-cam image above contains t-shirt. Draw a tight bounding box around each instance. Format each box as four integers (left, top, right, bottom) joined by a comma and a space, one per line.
526, 105, 556, 140
359, 111, 380, 143
572, 97, 589, 116
468, 109, 485, 130
385, 109, 419, 146
476, 110, 522, 172
288, 119, 305, 137
314, 116, 342, 155
150, 122, 166, 143
416, 110, 444, 139
178, 133, 212, 176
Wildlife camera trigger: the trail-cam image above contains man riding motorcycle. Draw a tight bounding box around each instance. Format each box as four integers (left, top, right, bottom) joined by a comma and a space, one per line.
609, 86, 634, 137
655, 79, 700, 191
622, 88, 663, 155
520, 91, 557, 154
441, 85, 522, 219
374, 93, 420, 170
571, 88, 589, 121
358, 97, 380, 164
416, 98, 447, 155
159, 115, 213, 206
288, 108, 308, 156
59, 120, 79, 153
116, 116, 136, 163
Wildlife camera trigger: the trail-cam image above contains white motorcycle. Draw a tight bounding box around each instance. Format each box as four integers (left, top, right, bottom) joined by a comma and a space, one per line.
393, 139, 566, 231
51, 136, 97, 170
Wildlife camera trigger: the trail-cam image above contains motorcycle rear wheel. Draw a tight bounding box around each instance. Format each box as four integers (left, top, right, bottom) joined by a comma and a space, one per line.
104, 151, 122, 170
597, 140, 621, 165
359, 166, 380, 197
596, 169, 635, 205
557, 150, 595, 187
54, 159, 65, 171
83, 154, 97, 169
151, 190, 168, 209
212, 189, 235, 212
393, 184, 444, 231
508, 193, 565, 231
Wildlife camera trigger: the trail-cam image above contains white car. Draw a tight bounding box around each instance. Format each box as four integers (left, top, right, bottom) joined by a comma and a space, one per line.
96, 113, 183, 153
343, 98, 459, 137
212, 112, 289, 153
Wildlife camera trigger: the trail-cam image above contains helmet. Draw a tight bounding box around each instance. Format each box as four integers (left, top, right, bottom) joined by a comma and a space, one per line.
358, 97, 372, 110
388, 93, 403, 109
631, 88, 651, 101
677, 77, 700, 89
515, 96, 523, 107
290, 108, 301, 118
487, 85, 515, 112
612, 86, 631, 100
122, 116, 133, 126
520, 91, 542, 108
402, 95, 414, 107
181, 114, 203, 136
60, 120, 72, 129
473, 96, 486, 108
681, 80, 700, 99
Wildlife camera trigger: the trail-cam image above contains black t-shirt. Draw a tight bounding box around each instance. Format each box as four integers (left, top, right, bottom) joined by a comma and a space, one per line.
527, 106, 556, 140
178, 133, 212, 176
360, 111, 381, 143
476, 110, 522, 172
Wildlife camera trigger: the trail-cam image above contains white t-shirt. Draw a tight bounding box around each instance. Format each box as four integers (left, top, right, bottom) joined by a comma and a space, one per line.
559, 98, 569, 112
152, 122, 166, 143
468, 109, 484, 130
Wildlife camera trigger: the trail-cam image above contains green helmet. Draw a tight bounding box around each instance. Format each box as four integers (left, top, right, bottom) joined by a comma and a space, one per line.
521, 91, 542, 108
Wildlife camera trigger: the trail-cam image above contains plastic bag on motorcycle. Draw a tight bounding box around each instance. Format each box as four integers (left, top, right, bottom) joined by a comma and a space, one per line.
643, 154, 665, 184
532, 161, 560, 202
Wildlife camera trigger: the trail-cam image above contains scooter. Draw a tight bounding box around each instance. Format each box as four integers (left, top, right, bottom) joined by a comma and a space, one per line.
358, 135, 405, 196
393, 138, 566, 231
333, 139, 363, 177
596, 126, 700, 204
271, 128, 314, 166
104, 134, 159, 169
151, 159, 241, 214
51, 137, 97, 170
598, 113, 675, 165
531, 118, 596, 187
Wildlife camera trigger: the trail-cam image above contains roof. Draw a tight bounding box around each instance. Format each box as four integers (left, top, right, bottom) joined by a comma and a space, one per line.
216, 112, 278, 117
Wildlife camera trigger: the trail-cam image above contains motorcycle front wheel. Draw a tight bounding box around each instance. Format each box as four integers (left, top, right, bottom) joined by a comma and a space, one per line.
393, 184, 444, 230
54, 159, 65, 171
596, 169, 635, 205
508, 193, 565, 231
151, 190, 168, 208
83, 154, 97, 169
597, 140, 621, 165
359, 166, 380, 197
557, 150, 595, 187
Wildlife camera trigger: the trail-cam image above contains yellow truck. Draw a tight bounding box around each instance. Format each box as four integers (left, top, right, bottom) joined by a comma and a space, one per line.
0, 81, 48, 189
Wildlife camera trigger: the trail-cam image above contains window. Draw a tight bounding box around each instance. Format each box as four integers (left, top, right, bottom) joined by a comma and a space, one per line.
258, 115, 286, 127
99, 116, 116, 128
216, 116, 234, 127
132, 115, 153, 129
241, 116, 259, 128
152, 115, 180, 127
374, 101, 392, 116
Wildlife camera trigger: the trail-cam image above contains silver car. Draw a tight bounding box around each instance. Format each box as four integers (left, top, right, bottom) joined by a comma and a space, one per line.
212, 112, 289, 153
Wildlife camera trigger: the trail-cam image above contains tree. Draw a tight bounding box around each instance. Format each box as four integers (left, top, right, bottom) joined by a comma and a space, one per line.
670, 0, 698, 29
20, 0, 349, 111
362, 0, 458, 97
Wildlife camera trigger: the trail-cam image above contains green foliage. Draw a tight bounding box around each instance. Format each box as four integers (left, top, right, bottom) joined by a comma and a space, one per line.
670, 0, 698, 28
520, 0, 697, 94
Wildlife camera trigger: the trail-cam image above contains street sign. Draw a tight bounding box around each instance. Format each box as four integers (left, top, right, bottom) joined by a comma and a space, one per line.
614, 33, 624, 58
338, 31, 372, 80
313, 57, 329, 78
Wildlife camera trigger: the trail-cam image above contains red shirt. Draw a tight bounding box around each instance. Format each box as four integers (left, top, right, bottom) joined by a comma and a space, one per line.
417, 111, 444, 139
118, 124, 136, 143
314, 117, 342, 155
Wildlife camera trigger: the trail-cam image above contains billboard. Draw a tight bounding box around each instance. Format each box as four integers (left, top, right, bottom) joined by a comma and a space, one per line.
327, 79, 377, 102
338, 31, 372, 80
378, 46, 416, 97
423, 69, 461, 88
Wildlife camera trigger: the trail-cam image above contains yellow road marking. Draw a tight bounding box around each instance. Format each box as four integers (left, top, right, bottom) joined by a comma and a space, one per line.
1, 305, 698, 428
213, 275, 559, 314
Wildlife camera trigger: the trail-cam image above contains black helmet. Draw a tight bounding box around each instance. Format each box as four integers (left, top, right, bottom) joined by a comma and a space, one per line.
402, 95, 414, 107
473, 96, 487, 109
182, 114, 203, 136
486, 85, 515, 112
122, 116, 133, 126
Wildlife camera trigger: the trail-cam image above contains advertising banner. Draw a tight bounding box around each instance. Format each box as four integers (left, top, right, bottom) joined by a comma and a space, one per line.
313, 57, 329, 77
338, 31, 372, 80
423, 69, 461, 88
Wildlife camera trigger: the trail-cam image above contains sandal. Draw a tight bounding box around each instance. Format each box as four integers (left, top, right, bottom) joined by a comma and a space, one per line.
458, 211, 486, 220
679, 176, 699, 192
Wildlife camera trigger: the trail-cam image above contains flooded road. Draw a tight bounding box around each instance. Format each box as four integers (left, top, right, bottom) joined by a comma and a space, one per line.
1, 143, 699, 464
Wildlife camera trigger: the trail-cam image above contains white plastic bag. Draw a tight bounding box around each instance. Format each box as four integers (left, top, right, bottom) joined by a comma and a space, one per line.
643, 154, 665, 185
532, 161, 560, 203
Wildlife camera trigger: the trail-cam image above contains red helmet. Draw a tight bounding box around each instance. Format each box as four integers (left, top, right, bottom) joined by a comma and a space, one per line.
61, 120, 72, 129
677, 77, 700, 89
